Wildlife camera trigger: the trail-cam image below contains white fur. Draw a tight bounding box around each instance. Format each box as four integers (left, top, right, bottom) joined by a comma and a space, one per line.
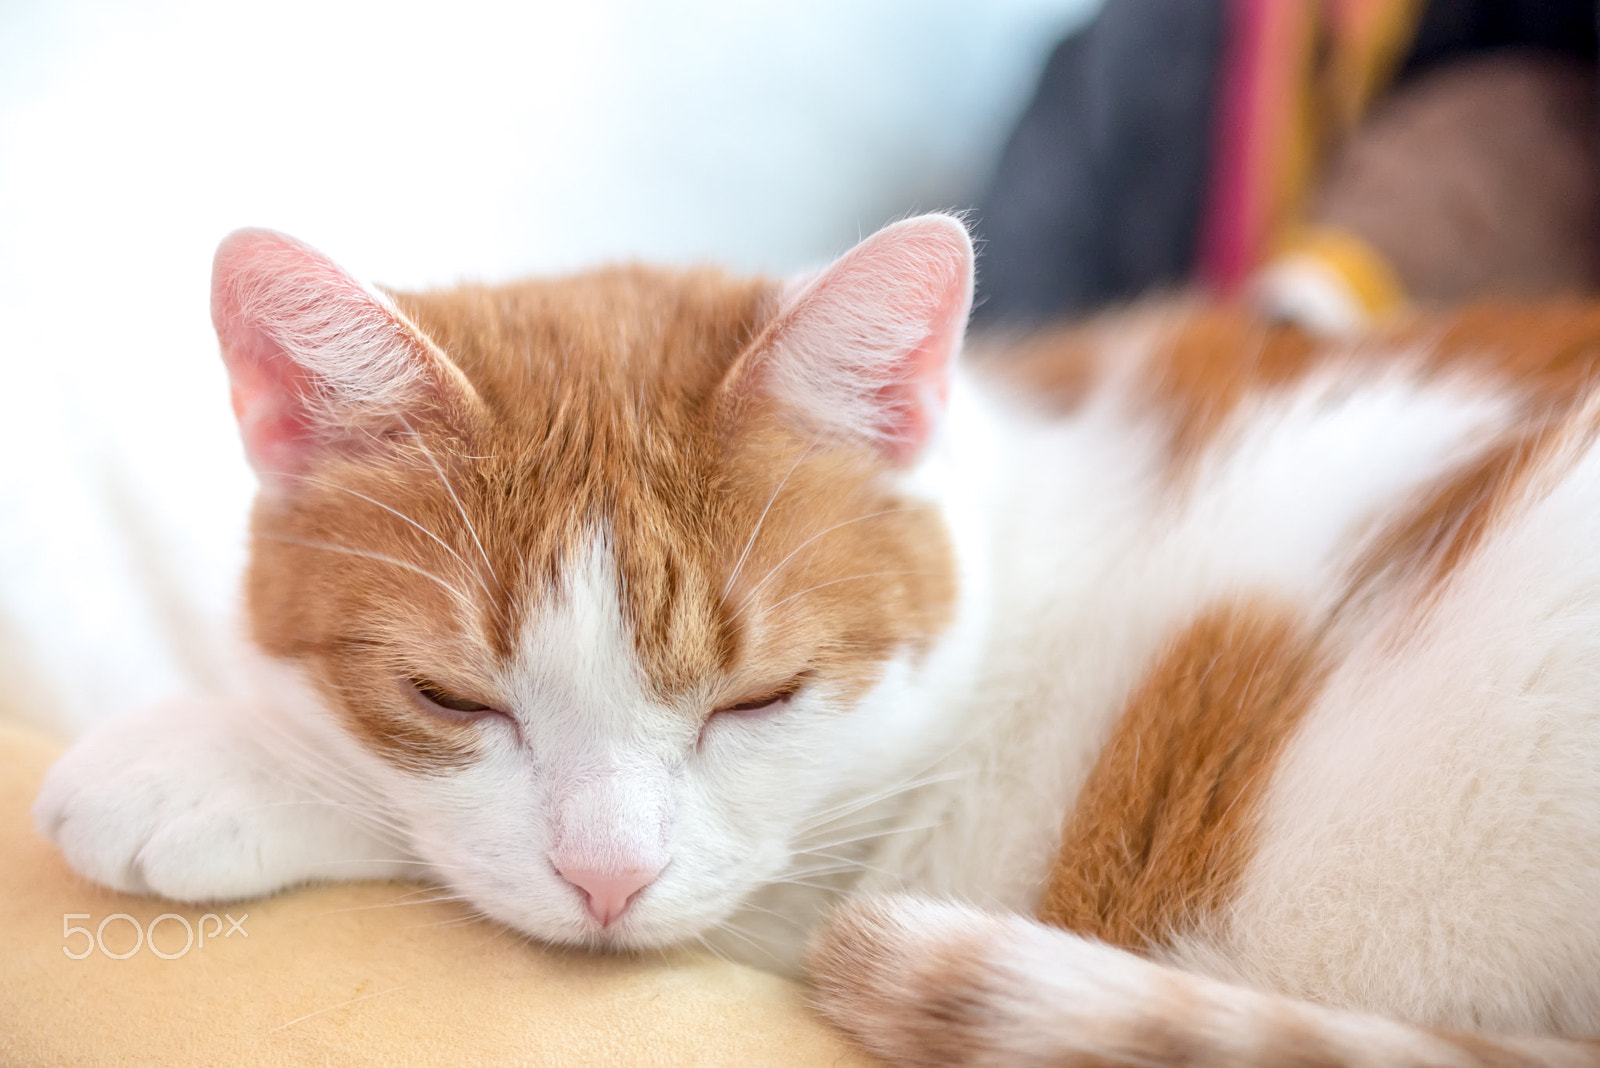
33, 672, 413, 901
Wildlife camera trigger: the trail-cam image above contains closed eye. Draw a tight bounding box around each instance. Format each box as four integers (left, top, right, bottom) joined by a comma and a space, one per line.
407, 676, 502, 721
713, 674, 807, 718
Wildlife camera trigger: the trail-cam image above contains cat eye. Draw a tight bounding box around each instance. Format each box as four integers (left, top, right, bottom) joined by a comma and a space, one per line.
407, 677, 499, 720
712, 675, 807, 718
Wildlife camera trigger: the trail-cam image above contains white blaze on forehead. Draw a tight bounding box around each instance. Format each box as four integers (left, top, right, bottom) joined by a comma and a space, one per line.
506, 531, 658, 739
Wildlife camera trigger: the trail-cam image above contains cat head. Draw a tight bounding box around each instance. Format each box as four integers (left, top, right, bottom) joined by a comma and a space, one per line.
211, 216, 973, 948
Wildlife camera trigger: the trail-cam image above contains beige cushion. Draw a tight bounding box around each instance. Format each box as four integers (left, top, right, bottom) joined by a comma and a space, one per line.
0, 722, 874, 1066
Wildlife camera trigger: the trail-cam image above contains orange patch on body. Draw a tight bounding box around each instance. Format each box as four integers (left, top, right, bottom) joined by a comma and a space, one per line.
1142, 308, 1322, 462
1346, 427, 1553, 612
1039, 601, 1326, 948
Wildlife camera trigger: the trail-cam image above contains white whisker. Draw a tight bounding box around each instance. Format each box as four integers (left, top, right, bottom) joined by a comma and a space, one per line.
760, 570, 931, 616
269, 986, 407, 1032
282, 473, 494, 599
259, 534, 476, 610
720, 437, 820, 606
793, 849, 899, 880
795, 819, 947, 855
798, 769, 968, 833
401, 415, 500, 596
762, 876, 852, 893
693, 933, 730, 963
730, 505, 936, 621
315, 890, 470, 917
731, 899, 805, 929
709, 919, 786, 967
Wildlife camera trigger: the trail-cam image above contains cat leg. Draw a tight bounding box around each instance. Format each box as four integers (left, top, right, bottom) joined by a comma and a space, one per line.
33, 696, 414, 901
808, 895, 1600, 1068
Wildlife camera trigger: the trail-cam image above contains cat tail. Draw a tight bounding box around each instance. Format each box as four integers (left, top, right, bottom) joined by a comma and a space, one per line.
808, 895, 1600, 1068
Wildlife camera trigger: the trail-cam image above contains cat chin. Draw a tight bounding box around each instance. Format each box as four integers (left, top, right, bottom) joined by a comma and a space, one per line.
468, 896, 744, 954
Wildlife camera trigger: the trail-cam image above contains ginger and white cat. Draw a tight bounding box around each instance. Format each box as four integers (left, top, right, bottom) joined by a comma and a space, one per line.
35, 216, 1600, 1065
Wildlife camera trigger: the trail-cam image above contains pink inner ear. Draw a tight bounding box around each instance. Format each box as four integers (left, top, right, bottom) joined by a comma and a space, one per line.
860, 233, 971, 463
752, 215, 975, 465
217, 302, 323, 479
210, 228, 413, 482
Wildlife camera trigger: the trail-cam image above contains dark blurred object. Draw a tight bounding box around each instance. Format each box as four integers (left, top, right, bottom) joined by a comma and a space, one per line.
1403, 0, 1596, 78
1312, 52, 1600, 302
973, 0, 1225, 325
973, 0, 1600, 328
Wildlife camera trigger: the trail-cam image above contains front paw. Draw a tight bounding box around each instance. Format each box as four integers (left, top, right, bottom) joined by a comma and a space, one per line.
34, 698, 399, 901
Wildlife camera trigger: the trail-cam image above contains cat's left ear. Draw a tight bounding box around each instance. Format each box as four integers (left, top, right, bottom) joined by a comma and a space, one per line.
720, 214, 974, 466
210, 228, 481, 493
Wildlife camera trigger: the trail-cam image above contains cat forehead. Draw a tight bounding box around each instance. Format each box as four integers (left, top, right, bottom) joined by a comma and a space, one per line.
506, 532, 674, 725
378, 267, 768, 679
374, 268, 919, 683
389, 265, 780, 415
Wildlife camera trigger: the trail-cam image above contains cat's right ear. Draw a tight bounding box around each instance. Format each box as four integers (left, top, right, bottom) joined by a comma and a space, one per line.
210, 228, 480, 493
715, 214, 974, 467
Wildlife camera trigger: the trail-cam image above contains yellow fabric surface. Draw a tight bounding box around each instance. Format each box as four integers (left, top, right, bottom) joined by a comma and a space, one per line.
0, 722, 876, 1066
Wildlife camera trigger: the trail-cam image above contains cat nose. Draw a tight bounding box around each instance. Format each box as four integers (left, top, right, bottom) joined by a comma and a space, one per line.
556, 864, 662, 926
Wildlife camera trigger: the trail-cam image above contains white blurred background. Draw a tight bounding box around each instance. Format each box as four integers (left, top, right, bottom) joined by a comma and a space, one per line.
0, 0, 1101, 735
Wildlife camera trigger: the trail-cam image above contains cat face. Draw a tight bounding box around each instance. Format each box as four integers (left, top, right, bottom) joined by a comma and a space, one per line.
212, 219, 973, 947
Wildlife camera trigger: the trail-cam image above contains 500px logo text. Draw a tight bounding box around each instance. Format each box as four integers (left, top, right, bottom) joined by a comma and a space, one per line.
62, 912, 248, 960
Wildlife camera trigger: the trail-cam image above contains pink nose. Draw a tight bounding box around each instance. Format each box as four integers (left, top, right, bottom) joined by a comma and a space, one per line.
556, 865, 661, 926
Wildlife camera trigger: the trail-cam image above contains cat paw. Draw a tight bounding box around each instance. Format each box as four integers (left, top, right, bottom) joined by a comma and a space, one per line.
34, 698, 400, 901
807, 895, 1020, 1066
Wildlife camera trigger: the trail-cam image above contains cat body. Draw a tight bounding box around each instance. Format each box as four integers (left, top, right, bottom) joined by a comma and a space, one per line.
35, 218, 1600, 1064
